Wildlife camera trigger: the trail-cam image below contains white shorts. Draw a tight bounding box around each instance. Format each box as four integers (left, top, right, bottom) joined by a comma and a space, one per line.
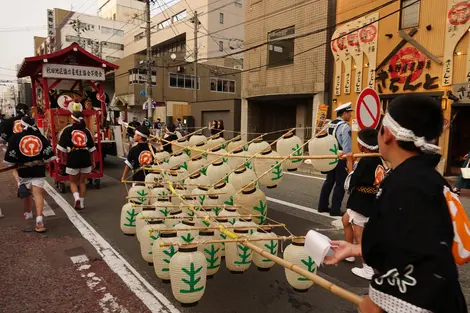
66, 166, 92, 175
346, 209, 369, 227
19, 177, 45, 189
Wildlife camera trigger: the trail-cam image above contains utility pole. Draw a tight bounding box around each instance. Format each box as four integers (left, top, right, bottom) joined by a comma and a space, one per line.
193, 11, 198, 102
145, 0, 153, 121
77, 19, 82, 47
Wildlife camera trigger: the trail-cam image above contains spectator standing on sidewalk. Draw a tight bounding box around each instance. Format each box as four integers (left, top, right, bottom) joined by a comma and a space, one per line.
57, 112, 96, 210
142, 117, 152, 129
176, 118, 186, 137
318, 102, 353, 217
154, 118, 162, 138
3, 116, 56, 232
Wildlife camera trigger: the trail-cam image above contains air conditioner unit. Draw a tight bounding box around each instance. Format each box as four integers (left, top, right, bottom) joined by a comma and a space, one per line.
234, 65, 243, 70
177, 66, 183, 72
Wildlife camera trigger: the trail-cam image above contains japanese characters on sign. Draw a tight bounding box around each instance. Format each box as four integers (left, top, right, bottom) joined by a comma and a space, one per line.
376, 47, 439, 94
42, 64, 105, 81
452, 83, 470, 102
47, 9, 55, 37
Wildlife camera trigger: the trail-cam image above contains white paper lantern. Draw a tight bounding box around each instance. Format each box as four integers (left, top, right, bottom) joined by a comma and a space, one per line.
189, 133, 207, 147
308, 133, 340, 172
207, 146, 228, 165
120, 202, 143, 235
140, 220, 167, 263
128, 185, 151, 205
204, 195, 223, 216
251, 227, 278, 271
187, 155, 209, 177
197, 230, 222, 277
235, 185, 268, 225
150, 186, 170, 201
277, 133, 303, 172
283, 238, 317, 292
191, 185, 209, 208
210, 181, 236, 209
135, 208, 159, 242
185, 172, 210, 194
152, 231, 179, 281
171, 184, 187, 206
214, 216, 231, 257
153, 151, 171, 165
247, 138, 270, 156
226, 136, 246, 152
228, 166, 257, 191
254, 148, 284, 189
175, 219, 199, 245
145, 172, 163, 189
225, 228, 252, 273
226, 147, 249, 170
179, 195, 199, 217
168, 152, 190, 171
206, 161, 231, 185
163, 166, 188, 189
219, 206, 240, 226
172, 137, 190, 155
165, 208, 185, 228
170, 245, 207, 305
234, 217, 258, 236
191, 141, 207, 159
195, 208, 215, 229
152, 198, 173, 221
206, 134, 225, 151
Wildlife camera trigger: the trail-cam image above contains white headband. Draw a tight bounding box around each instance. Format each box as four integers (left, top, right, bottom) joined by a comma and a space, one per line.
357, 137, 378, 151
20, 119, 37, 131
382, 113, 440, 154
72, 115, 83, 122
135, 130, 148, 138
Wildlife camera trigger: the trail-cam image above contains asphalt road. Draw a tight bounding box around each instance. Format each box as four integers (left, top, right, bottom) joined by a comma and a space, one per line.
46, 156, 470, 312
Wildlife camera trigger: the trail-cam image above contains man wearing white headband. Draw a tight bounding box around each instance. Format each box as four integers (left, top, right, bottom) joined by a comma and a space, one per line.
122, 125, 153, 183
325, 95, 467, 313
57, 111, 96, 210
3, 116, 56, 232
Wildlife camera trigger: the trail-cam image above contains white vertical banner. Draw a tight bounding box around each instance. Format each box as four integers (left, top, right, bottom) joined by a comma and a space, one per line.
331, 28, 343, 96
347, 18, 364, 93
443, 0, 470, 86
47, 9, 55, 37
336, 25, 352, 95
359, 13, 379, 89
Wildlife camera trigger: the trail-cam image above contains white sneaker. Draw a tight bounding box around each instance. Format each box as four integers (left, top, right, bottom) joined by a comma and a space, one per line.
24, 211, 33, 220
351, 264, 374, 280
345, 257, 355, 263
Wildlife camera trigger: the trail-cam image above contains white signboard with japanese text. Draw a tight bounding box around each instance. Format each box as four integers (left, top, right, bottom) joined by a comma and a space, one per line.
47, 9, 55, 37
42, 64, 105, 81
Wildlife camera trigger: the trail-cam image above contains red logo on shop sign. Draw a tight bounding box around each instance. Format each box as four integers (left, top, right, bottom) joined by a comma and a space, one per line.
389, 47, 426, 84
359, 25, 377, 43
71, 130, 87, 147
347, 32, 359, 47
337, 32, 348, 50
448, 2, 470, 26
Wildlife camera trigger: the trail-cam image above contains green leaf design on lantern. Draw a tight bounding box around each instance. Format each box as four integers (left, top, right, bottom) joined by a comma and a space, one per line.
202, 153, 208, 158
220, 233, 226, 251
158, 190, 168, 197
228, 218, 236, 225
198, 195, 206, 205
222, 157, 228, 163
328, 144, 339, 165
136, 189, 149, 203
184, 148, 191, 157
244, 160, 252, 169
202, 219, 211, 227
298, 256, 316, 281
221, 143, 226, 150
262, 240, 278, 262
181, 162, 188, 170
159, 207, 170, 217
200, 167, 207, 176
234, 244, 251, 265
162, 245, 177, 272
163, 159, 170, 163
224, 176, 229, 183
291, 144, 303, 163
213, 207, 222, 216
204, 244, 221, 269
253, 200, 267, 224
148, 233, 160, 255
242, 146, 248, 151
271, 161, 283, 181
124, 208, 138, 227
181, 233, 195, 243
180, 262, 204, 294
224, 196, 234, 206
188, 210, 195, 217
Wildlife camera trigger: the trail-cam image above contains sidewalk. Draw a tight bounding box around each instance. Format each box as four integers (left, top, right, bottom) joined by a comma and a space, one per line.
0, 161, 151, 313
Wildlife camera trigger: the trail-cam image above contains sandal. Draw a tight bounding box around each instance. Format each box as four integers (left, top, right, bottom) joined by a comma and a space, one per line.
35, 223, 47, 233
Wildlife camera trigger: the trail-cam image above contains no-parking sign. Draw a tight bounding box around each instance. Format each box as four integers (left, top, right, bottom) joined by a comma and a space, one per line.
356, 87, 381, 130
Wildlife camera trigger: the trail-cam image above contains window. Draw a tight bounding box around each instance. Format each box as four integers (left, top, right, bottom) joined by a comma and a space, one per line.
102, 26, 124, 37
172, 10, 186, 23
219, 41, 224, 52
169, 73, 200, 90
103, 42, 124, 51
220, 13, 224, 24
267, 26, 295, 68
85, 23, 95, 31
210, 77, 235, 93
234, 2, 242, 8
129, 69, 156, 85
105, 56, 120, 62
158, 19, 171, 30
65, 35, 79, 42
134, 32, 144, 42
400, 0, 420, 29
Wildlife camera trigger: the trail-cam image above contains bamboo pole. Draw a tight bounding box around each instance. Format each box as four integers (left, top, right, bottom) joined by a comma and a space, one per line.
135, 204, 243, 208
126, 192, 227, 199
158, 235, 300, 247
139, 214, 262, 220
0, 165, 16, 174
150, 224, 285, 233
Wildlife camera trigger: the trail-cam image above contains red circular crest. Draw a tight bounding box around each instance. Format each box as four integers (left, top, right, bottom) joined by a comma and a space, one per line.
13, 120, 23, 134
347, 32, 359, 47
448, 2, 470, 26
71, 130, 88, 147
19, 135, 43, 157
139, 151, 153, 165
337, 33, 348, 50
331, 39, 338, 53
359, 25, 377, 44
389, 47, 426, 84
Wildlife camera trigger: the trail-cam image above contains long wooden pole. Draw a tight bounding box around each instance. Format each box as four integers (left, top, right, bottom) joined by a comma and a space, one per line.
158, 235, 298, 246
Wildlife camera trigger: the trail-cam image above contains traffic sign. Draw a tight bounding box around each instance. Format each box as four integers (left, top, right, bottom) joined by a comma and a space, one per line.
356, 87, 381, 130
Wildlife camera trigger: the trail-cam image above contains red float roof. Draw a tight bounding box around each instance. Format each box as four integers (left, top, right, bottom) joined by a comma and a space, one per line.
17, 43, 119, 78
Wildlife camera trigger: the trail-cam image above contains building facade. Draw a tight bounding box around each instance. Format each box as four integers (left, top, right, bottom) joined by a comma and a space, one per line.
98, 0, 145, 23
241, 0, 333, 142
332, 0, 470, 176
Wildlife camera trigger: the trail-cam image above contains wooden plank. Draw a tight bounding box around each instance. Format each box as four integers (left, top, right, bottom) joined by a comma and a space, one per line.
398, 30, 442, 64
375, 28, 418, 71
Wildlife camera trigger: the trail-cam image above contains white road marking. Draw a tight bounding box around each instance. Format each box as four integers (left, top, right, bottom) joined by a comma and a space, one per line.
44, 181, 179, 313
285, 171, 326, 180
43, 200, 56, 216
266, 197, 339, 220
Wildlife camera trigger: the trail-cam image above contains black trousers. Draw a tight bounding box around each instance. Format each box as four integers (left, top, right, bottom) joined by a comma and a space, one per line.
318, 159, 347, 215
